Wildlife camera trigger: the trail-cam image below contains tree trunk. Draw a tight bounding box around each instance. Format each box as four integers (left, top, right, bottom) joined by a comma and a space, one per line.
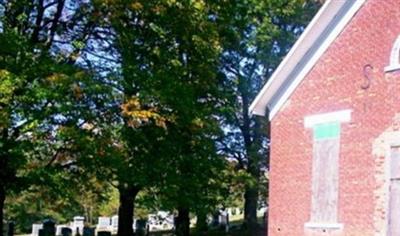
239, 76, 260, 231
243, 116, 267, 231
243, 152, 260, 231
0, 186, 5, 236
243, 154, 260, 231
175, 208, 190, 236
117, 186, 139, 236
89, 206, 93, 225
31, 0, 45, 42
244, 185, 259, 231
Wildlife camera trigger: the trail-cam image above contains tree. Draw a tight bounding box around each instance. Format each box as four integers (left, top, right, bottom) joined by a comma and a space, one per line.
78, 1, 233, 235
5, 177, 111, 234
0, 2, 321, 236
0, 1, 111, 234
156, 126, 229, 235
0, 31, 94, 236
0, 1, 230, 235
217, 0, 321, 231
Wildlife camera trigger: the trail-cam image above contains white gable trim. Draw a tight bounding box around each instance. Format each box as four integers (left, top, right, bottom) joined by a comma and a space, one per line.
249, 0, 366, 119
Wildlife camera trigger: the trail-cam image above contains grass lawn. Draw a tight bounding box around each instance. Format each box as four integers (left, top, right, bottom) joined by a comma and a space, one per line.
149, 217, 266, 236
16, 218, 267, 236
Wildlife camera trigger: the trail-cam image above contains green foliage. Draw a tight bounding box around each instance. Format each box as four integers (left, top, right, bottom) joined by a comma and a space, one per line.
98, 188, 120, 217
0, 3, 115, 233
5, 180, 112, 234
89, 0, 231, 206
0, 1, 321, 234
216, 0, 321, 227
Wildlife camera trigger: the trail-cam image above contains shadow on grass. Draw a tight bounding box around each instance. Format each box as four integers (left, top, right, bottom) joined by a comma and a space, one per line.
147, 217, 266, 236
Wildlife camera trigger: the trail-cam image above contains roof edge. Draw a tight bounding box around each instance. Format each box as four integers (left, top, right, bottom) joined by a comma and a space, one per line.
249, 0, 366, 119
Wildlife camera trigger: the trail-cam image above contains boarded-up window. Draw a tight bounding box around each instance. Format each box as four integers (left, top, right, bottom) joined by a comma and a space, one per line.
310, 122, 340, 223
388, 147, 400, 235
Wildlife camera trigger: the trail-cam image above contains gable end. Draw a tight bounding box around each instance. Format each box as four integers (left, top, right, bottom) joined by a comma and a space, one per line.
249, 0, 366, 120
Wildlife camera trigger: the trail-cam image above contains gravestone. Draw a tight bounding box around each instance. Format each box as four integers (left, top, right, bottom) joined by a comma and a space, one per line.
211, 212, 219, 227
96, 217, 110, 232
82, 227, 94, 236
75, 227, 80, 236
219, 208, 229, 232
111, 215, 118, 233
72, 216, 84, 235
135, 220, 147, 236
56, 225, 68, 236
96, 231, 111, 236
61, 227, 72, 236
39, 219, 56, 236
132, 219, 136, 233
7, 221, 14, 236
32, 224, 43, 236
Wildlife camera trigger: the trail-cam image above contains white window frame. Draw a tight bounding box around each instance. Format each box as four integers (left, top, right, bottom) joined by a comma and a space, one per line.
372, 129, 400, 235
384, 139, 400, 235
304, 109, 351, 230
385, 35, 400, 72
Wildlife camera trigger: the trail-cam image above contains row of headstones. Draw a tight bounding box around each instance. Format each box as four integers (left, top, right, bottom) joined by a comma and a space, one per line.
32, 215, 118, 236
32, 219, 150, 236
32, 216, 85, 236
4, 218, 147, 236
32, 220, 111, 236
96, 216, 149, 233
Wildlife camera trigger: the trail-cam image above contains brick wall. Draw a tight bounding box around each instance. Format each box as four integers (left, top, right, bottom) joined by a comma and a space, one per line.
268, 0, 400, 235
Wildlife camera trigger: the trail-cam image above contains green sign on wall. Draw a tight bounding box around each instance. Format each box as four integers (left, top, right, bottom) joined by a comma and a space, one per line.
313, 122, 340, 140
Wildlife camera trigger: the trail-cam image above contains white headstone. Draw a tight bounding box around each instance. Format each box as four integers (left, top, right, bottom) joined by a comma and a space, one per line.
97, 217, 110, 227
111, 215, 118, 227
55, 225, 68, 236
111, 215, 118, 233
96, 217, 111, 232
72, 216, 85, 235
219, 209, 228, 225
132, 219, 137, 232
157, 211, 169, 219
31, 224, 43, 236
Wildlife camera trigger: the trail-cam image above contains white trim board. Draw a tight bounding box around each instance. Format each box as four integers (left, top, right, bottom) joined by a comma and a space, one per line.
304, 222, 344, 230
249, 0, 366, 120
304, 109, 352, 128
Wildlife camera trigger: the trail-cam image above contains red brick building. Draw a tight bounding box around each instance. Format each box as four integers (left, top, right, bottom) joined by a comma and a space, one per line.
250, 0, 400, 235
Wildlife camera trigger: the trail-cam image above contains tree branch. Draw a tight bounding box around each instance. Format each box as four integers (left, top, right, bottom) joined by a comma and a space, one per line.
31, 0, 45, 43
47, 0, 66, 47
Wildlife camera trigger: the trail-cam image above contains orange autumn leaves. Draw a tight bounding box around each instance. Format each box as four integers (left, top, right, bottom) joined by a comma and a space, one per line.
120, 97, 208, 131
121, 96, 168, 129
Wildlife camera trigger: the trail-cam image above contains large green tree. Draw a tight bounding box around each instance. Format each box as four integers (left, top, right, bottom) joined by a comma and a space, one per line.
86, 1, 231, 235
0, 32, 95, 236
0, 1, 112, 234
0, 1, 322, 236
217, 0, 321, 230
